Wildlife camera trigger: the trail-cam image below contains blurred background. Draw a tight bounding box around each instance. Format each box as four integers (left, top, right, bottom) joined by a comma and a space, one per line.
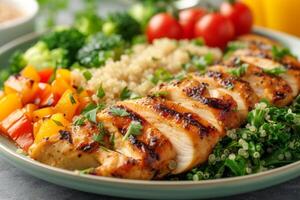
34, 0, 300, 38
1, 0, 300, 47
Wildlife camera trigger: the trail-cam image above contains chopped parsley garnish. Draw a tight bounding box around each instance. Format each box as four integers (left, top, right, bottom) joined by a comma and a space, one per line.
191, 38, 204, 46
119, 87, 140, 100
109, 134, 115, 149
77, 86, 84, 93
52, 119, 63, 127
228, 64, 248, 77
83, 70, 92, 81
92, 123, 106, 144
109, 107, 130, 117
183, 53, 214, 72
151, 91, 168, 98
97, 85, 105, 99
82, 103, 106, 123
224, 41, 247, 59
271, 46, 294, 60
69, 94, 76, 104
122, 121, 143, 141
263, 67, 286, 75
73, 117, 85, 126
149, 68, 174, 85
78, 168, 95, 175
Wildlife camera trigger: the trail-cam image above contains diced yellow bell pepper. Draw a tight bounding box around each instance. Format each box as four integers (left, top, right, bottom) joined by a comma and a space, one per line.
51, 78, 74, 97
34, 113, 69, 144
23, 104, 38, 121
4, 76, 39, 104
21, 65, 40, 82
77, 90, 91, 114
32, 107, 54, 122
54, 89, 79, 120
56, 69, 71, 84
33, 120, 42, 138
0, 93, 22, 121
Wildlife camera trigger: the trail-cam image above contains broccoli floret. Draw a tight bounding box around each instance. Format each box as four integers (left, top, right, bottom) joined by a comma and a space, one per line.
102, 12, 141, 41
74, 12, 103, 35
129, 0, 173, 29
41, 27, 86, 63
9, 51, 27, 73
23, 41, 69, 70
77, 33, 126, 68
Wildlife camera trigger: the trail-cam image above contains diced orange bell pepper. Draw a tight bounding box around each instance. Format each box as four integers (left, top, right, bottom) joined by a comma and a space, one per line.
34, 113, 69, 144
33, 120, 42, 138
32, 107, 54, 122
21, 65, 40, 82
4, 76, 39, 104
51, 78, 75, 97
54, 89, 79, 120
0, 93, 22, 121
77, 90, 91, 114
23, 104, 38, 121
0, 109, 33, 151
38, 68, 54, 83
56, 69, 71, 84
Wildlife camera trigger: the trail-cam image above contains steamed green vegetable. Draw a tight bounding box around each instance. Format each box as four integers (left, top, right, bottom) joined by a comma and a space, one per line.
77, 33, 126, 68
183, 98, 300, 181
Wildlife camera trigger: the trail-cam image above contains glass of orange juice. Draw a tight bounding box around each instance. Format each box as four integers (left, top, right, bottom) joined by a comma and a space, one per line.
263, 0, 300, 37
242, 0, 266, 26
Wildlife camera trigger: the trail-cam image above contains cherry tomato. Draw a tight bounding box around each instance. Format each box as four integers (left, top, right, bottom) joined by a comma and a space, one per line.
38, 68, 54, 83
194, 13, 235, 48
147, 13, 182, 43
179, 8, 206, 39
220, 1, 253, 36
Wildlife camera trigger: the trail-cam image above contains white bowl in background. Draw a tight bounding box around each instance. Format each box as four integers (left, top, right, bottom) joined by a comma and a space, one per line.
0, 0, 39, 47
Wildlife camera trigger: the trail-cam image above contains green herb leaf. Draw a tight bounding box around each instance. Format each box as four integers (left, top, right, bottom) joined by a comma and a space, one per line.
271, 46, 293, 60
122, 121, 143, 140
83, 70, 92, 81
69, 94, 76, 104
263, 67, 286, 75
191, 38, 204, 46
228, 64, 248, 77
73, 117, 85, 126
82, 103, 106, 123
109, 107, 130, 117
52, 119, 63, 127
149, 68, 173, 85
120, 87, 132, 100
97, 85, 105, 99
151, 91, 168, 98
225, 158, 246, 176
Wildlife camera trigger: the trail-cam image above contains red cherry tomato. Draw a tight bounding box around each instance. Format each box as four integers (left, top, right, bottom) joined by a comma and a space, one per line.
220, 1, 253, 36
194, 13, 235, 48
179, 8, 206, 39
38, 68, 54, 83
147, 13, 182, 43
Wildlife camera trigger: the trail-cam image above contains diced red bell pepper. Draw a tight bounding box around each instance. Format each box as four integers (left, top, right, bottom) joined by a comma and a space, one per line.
34, 83, 59, 107
38, 68, 54, 83
0, 109, 34, 151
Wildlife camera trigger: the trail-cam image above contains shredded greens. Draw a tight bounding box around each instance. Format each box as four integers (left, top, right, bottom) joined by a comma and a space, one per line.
180, 97, 300, 181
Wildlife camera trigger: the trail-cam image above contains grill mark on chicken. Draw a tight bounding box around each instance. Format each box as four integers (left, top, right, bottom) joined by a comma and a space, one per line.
59, 130, 73, 144
128, 136, 160, 161
77, 141, 99, 153
183, 83, 233, 112
151, 101, 211, 137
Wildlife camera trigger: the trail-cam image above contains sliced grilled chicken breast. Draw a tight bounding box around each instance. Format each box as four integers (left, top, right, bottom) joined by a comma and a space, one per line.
222, 57, 293, 106
95, 150, 155, 179
237, 34, 281, 50
97, 106, 177, 178
29, 133, 99, 170
191, 68, 258, 119
153, 77, 240, 133
230, 49, 300, 97
120, 97, 220, 174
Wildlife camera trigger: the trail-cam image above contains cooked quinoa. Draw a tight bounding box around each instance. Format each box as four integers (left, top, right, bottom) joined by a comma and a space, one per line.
71, 39, 222, 104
